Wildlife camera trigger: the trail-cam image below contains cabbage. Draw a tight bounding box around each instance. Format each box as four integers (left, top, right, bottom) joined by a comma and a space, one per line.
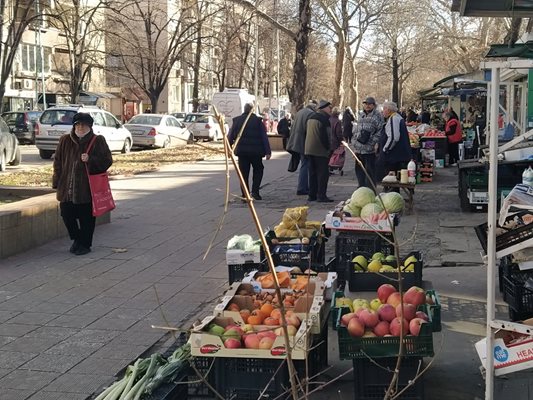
350, 187, 376, 208
381, 192, 405, 213
227, 234, 253, 250
375, 193, 386, 206
343, 203, 361, 216
360, 202, 384, 218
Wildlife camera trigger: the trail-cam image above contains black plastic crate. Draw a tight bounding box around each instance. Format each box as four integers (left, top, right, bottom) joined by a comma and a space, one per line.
334, 231, 394, 286
228, 262, 267, 284
188, 356, 217, 398
502, 270, 533, 321
353, 356, 424, 400
348, 251, 423, 292
213, 319, 329, 399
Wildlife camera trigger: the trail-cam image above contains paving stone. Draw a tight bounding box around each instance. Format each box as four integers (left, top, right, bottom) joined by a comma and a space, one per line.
104, 307, 151, 320
85, 316, 139, 331
1, 336, 60, 353
65, 303, 118, 318
0, 311, 20, 323
26, 302, 77, 314
0, 350, 39, 369
0, 369, 59, 391
108, 330, 164, 346
0, 335, 16, 347
7, 312, 60, 326
0, 388, 35, 400
26, 391, 89, 400
42, 373, 113, 394
69, 356, 132, 375
45, 314, 99, 329
69, 329, 122, 343
0, 323, 40, 337
91, 343, 150, 360
44, 339, 105, 356
19, 353, 86, 373
0, 368, 12, 379
24, 326, 79, 340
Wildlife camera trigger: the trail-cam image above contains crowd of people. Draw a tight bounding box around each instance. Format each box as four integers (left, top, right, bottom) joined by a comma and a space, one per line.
228, 98, 463, 203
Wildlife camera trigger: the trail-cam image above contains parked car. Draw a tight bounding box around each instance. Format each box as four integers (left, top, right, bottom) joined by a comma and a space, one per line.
124, 114, 192, 149
183, 113, 225, 141
0, 117, 21, 171
170, 112, 187, 122
1, 110, 42, 144
35, 105, 133, 159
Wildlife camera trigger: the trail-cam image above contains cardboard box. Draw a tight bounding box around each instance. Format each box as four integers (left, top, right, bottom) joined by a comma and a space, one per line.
240, 272, 326, 298
319, 272, 338, 300
190, 315, 312, 359
213, 292, 327, 334
475, 323, 533, 376
226, 249, 262, 265
325, 210, 394, 232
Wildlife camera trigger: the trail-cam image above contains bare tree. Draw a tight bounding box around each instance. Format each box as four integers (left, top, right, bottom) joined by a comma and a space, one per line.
48, 0, 108, 103
106, 0, 203, 113
0, 0, 51, 107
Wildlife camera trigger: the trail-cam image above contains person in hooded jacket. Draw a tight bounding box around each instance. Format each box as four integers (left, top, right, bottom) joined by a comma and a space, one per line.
305, 100, 333, 202
443, 111, 463, 166
53, 112, 113, 255
377, 101, 412, 183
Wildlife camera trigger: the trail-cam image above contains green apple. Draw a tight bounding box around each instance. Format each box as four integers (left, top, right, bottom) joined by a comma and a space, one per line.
352, 255, 368, 271
207, 324, 225, 336
367, 259, 382, 273
372, 252, 385, 261
370, 298, 382, 311
385, 255, 396, 263
352, 299, 370, 312
404, 255, 418, 267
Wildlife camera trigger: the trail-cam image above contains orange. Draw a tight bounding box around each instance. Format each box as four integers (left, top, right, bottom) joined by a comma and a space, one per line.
260, 303, 274, 317
264, 317, 279, 326
248, 315, 263, 325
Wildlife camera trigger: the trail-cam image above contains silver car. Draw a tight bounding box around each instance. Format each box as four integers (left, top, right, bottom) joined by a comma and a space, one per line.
0, 117, 21, 171
183, 113, 225, 141
124, 114, 192, 149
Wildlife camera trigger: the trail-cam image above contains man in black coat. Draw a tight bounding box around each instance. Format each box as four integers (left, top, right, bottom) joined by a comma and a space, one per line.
228, 103, 272, 201
277, 112, 291, 150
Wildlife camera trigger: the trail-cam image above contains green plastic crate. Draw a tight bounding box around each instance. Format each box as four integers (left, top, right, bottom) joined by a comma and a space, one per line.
331, 290, 351, 331
467, 170, 488, 189
425, 289, 441, 332
335, 307, 434, 359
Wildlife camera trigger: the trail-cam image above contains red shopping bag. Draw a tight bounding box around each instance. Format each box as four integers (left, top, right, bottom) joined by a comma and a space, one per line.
329, 146, 345, 169
86, 136, 115, 217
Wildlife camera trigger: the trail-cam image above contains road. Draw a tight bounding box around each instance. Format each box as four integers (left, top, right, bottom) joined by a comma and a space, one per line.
8, 144, 52, 171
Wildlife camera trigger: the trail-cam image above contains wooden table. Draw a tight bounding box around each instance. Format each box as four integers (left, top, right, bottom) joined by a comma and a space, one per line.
379, 182, 415, 213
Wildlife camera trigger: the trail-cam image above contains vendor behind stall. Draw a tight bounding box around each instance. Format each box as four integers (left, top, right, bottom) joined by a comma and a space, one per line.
443, 111, 463, 166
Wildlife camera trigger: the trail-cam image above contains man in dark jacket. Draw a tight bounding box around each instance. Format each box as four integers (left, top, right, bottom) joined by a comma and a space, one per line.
277, 112, 291, 150
228, 103, 271, 201
286, 100, 317, 195
305, 100, 333, 202
377, 101, 412, 183
342, 106, 356, 141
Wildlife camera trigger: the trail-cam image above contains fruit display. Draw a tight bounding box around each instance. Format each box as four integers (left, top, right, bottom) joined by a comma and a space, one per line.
421, 129, 446, 138
342, 187, 405, 219
273, 206, 320, 239
409, 132, 420, 148
352, 252, 418, 273
338, 285, 430, 338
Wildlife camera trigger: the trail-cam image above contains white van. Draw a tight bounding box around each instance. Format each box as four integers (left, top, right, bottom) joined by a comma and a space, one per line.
211, 88, 256, 129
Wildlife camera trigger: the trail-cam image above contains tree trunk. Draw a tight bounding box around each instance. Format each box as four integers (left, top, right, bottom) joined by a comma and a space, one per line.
391, 46, 399, 104
289, 0, 311, 112
332, 40, 345, 107
192, 22, 202, 112
504, 17, 522, 46
345, 56, 358, 109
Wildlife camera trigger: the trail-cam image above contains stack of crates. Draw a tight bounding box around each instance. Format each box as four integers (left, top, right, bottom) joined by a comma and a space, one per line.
419, 161, 434, 183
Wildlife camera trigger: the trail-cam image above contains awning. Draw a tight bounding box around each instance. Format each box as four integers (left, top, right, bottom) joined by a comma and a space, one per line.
452, 0, 533, 17
485, 42, 533, 59
120, 87, 150, 102
80, 91, 117, 99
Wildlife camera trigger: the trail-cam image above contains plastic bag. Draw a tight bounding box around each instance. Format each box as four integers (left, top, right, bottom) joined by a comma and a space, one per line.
499, 184, 533, 226
227, 234, 253, 250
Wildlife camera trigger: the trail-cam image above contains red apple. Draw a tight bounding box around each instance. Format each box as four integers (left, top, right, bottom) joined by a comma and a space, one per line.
243, 333, 260, 349
258, 337, 274, 349
224, 338, 242, 348
341, 312, 357, 327
224, 325, 244, 335
377, 284, 397, 303
377, 304, 396, 322
359, 309, 379, 328
390, 317, 408, 336
373, 321, 390, 337
404, 286, 426, 307
363, 330, 377, 337
395, 303, 416, 321
257, 330, 277, 340
347, 317, 365, 337
387, 292, 402, 308
415, 311, 429, 322
286, 314, 301, 328
409, 318, 427, 336
274, 325, 297, 336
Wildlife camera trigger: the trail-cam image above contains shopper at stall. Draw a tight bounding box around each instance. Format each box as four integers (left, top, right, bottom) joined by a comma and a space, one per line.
443, 111, 463, 166
277, 112, 291, 150
329, 107, 344, 151
353, 96, 383, 189
406, 108, 418, 123
53, 112, 113, 256
342, 106, 356, 142
305, 100, 333, 202
377, 101, 411, 183
228, 103, 272, 200
286, 100, 318, 195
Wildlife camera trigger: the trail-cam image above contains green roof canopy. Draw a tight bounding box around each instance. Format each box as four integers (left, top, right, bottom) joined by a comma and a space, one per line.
451, 0, 533, 17
485, 42, 533, 59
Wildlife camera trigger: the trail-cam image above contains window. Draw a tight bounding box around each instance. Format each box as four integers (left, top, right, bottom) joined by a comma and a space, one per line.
21, 44, 51, 73
90, 112, 106, 127
166, 117, 175, 127
104, 113, 118, 128
40, 110, 76, 125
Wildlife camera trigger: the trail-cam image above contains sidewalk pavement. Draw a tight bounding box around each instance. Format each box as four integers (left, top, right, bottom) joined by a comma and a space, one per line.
0, 147, 500, 399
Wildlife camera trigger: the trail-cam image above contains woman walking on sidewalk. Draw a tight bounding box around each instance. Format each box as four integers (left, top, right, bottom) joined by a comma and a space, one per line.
53, 113, 113, 255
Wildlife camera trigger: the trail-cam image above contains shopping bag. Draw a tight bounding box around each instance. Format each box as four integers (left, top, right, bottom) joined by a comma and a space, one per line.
85, 135, 115, 217
287, 151, 300, 172
87, 171, 115, 217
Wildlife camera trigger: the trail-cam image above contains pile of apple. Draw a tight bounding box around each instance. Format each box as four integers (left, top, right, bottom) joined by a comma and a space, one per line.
206, 319, 300, 350
227, 294, 303, 328
339, 284, 430, 338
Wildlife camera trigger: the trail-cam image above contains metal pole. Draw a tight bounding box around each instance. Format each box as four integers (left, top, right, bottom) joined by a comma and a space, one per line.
253, 6, 259, 100
485, 66, 500, 400
276, 12, 280, 122
34, 1, 39, 108
36, 1, 46, 109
